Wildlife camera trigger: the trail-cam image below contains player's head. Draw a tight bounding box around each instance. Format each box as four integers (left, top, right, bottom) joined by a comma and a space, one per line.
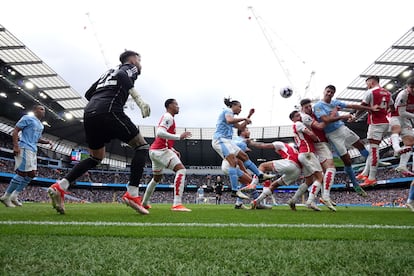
366, 75, 380, 89
237, 126, 250, 138
300, 98, 312, 115
323, 85, 336, 102
119, 50, 141, 72
165, 98, 179, 115
289, 110, 300, 122
224, 97, 241, 115
406, 77, 414, 94
32, 104, 45, 119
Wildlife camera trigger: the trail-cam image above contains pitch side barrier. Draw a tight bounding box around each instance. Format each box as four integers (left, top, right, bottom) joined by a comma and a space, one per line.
0, 172, 412, 191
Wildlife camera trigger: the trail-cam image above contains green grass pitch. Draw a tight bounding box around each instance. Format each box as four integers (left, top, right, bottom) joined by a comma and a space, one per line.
1, 203, 413, 275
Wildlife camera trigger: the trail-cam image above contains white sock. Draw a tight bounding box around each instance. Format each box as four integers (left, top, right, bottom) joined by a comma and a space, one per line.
127, 185, 139, 197
292, 183, 309, 202
256, 187, 272, 204
361, 156, 370, 176
323, 168, 336, 199
400, 151, 411, 169
142, 178, 158, 205
307, 181, 321, 203
173, 169, 186, 206
59, 179, 70, 190
368, 144, 379, 180
390, 133, 401, 152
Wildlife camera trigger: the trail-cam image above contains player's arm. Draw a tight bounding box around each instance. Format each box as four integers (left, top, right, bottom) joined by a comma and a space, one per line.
156, 127, 191, 140
225, 113, 251, 128
117, 69, 151, 118
11, 126, 21, 155
398, 105, 414, 119
302, 127, 320, 142
38, 137, 53, 146
247, 140, 275, 150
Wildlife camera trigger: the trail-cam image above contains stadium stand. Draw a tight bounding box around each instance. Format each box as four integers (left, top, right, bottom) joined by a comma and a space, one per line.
0, 25, 413, 207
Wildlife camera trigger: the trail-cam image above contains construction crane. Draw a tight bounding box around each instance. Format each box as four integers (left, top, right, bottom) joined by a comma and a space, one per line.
248, 6, 315, 102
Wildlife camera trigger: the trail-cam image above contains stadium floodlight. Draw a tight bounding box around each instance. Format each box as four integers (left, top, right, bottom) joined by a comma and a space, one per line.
24, 81, 34, 90
13, 102, 24, 109
385, 83, 394, 90
64, 112, 73, 120
0, 92, 6, 98
402, 69, 412, 78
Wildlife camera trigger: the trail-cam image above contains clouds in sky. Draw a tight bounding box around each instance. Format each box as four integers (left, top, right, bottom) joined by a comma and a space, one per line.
1, 0, 413, 129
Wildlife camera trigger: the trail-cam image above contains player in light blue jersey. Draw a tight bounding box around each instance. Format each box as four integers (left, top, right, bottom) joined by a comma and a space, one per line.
313, 85, 377, 197
212, 97, 272, 199
1, 105, 52, 207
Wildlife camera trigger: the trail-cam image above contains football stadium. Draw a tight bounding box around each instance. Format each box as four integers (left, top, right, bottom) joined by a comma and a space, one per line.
1, 18, 414, 276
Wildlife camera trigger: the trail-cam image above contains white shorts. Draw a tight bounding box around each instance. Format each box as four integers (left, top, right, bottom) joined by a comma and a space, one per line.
401, 127, 414, 138
389, 116, 400, 127
367, 124, 389, 141
298, 152, 322, 177
314, 142, 333, 164
326, 125, 360, 156
149, 149, 182, 174
15, 148, 37, 172
270, 159, 301, 185
212, 138, 241, 159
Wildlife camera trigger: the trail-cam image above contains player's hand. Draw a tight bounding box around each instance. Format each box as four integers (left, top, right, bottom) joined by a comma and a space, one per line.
138, 102, 151, 118
180, 131, 192, 140
347, 114, 356, 122
371, 104, 380, 112
245, 118, 252, 124
13, 145, 20, 156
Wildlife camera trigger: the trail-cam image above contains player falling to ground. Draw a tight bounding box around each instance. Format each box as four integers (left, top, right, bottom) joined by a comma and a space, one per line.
0, 105, 52, 207
247, 140, 301, 210
48, 50, 151, 215
390, 77, 414, 175
313, 85, 378, 197
141, 99, 192, 212
211, 97, 272, 199
289, 110, 324, 211
355, 76, 393, 187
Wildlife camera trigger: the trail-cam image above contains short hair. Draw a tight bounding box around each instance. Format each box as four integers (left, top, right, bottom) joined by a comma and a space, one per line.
237, 127, 246, 136
325, 85, 336, 92
31, 104, 44, 111
289, 110, 299, 120
223, 97, 240, 108
300, 98, 312, 107
366, 75, 380, 82
119, 50, 140, 64
406, 77, 414, 86
164, 98, 176, 108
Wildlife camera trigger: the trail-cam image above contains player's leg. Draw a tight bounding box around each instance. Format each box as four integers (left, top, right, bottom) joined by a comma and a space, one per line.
406, 180, 414, 212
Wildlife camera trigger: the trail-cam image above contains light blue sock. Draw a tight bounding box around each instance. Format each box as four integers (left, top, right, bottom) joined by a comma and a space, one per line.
243, 160, 262, 176
409, 184, 414, 201
359, 148, 369, 158
5, 175, 24, 194
344, 166, 360, 188
228, 167, 239, 191
16, 176, 32, 192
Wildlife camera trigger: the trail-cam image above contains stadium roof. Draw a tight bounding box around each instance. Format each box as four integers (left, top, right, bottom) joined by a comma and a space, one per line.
0, 24, 87, 120
336, 26, 414, 104
0, 24, 413, 166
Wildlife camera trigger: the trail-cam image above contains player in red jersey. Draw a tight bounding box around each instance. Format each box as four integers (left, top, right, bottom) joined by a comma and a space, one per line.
289, 110, 323, 211
141, 99, 192, 212
249, 140, 302, 209
390, 77, 414, 175
355, 76, 394, 187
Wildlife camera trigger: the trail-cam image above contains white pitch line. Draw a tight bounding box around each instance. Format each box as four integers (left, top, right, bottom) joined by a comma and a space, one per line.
0, 221, 413, 229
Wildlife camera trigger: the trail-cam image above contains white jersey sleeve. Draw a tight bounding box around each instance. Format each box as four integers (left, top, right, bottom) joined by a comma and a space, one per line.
300, 112, 313, 128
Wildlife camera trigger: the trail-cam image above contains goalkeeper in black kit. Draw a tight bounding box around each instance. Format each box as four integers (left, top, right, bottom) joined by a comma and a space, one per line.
48, 50, 151, 215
